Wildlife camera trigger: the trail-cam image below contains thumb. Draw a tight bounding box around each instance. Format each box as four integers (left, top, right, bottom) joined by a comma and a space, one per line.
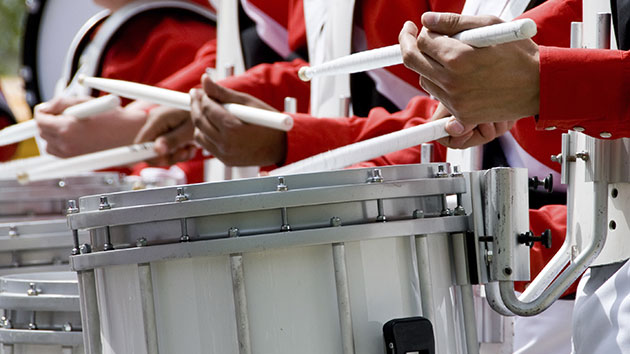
202, 73, 241, 104
445, 117, 476, 137
421, 12, 502, 36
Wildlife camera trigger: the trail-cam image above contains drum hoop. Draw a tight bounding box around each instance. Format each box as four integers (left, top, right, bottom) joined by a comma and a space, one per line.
0, 328, 83, 346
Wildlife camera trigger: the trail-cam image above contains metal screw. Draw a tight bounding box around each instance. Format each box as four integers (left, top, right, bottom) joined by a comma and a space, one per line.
435, 164, 449, 178
99, 196, 111, 210
67, 200, 79, 214
79, 243, 92, 254
8, 226, 17, 238
485, 250, 493, 265
412, 209, 424, 219
376, 199, 387, 222
57, 179, 66, 188
103, 227, 114, 251
281, 207, 291, 231
550, 154, 562, 163
451, 165, 463, 177
503, 267, 513, 276
136, 237, 147, 247
228, 227, 240, 238
180, 218, 190, 242
277, 177, 288, 191
175, 187, 189, 202
27, 283, 39, 296
63, 322, 73, 332
367, 169, 384, 183
71, 230, 80, 255
575, 151, 590, 161
330, 217, 342, 227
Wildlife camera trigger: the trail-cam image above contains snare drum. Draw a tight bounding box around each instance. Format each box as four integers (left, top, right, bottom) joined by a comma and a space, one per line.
0, 219, 88, 275
0, 173, 125, 217
0, 272, 82, 354
68, 164, 474, 354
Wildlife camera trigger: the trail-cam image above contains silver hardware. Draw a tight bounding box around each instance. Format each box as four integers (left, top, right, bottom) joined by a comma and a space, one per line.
228, 227, 240, 238
454, 195, 466, 216
63, 322, 73, 332
284, 97, 297, 114
573, 126, 585, 132
596, 12, 612, 49
376, 199, 387, 222
571, 245, 579, 262
27, 283, 39, 296
485, 250, 493, 266
136, 237, 148, 247
281, 208, 291, 231
103, 227, 114, 251
600, 131, 612, 138
550, 154, 562, 163
544, 126, 557, 131
99, 196, 111, 210
71, 230, 80, 256
451, 165, 463, 177
420, 143, 433, 164
175, 187, 189, 202
79, 243, 92, 254
412, 209, 424, 219
180, 218, 190, 242
435, 164, 449, 178
67, 200, 79, 214
8, 226, 17, 238
58, 179, 66, 188
330, 217, 342, 227
575, 151, 590, 161
277, 177, 288, 191
367, 169, 384, 183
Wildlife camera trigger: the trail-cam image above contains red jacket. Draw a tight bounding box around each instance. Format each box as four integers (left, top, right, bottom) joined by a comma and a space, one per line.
96, 2, 217, 183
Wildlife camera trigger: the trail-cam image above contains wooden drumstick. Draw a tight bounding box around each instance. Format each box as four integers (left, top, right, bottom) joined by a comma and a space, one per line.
298, 18, 537, 81
78, 76, 295, 132
271, 118, 451, 175
17, 142, 158, 184
0, 94, 121, 147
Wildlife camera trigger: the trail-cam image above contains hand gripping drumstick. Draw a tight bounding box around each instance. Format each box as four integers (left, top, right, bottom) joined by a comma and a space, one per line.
271, 118, 450, 175
17, 142, 157, 184
0, 95, 121, 147
298, 18, 537, 81
78, 76, 295, 131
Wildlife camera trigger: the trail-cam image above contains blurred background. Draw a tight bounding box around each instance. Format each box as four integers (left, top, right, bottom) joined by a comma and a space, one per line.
1, 1, 38, 157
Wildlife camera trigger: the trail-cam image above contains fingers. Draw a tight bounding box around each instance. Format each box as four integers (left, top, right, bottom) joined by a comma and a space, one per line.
202, 73, 247, 105
35, 96, 90, 115
134, 107, 190, 143
400, 23, 446, 79
429, 102, 451, 121
421, 12, 503, 36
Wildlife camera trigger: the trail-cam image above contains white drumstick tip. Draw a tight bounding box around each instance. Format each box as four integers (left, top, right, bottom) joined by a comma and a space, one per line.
517, 18, 537, 39
298, 67, 312, 82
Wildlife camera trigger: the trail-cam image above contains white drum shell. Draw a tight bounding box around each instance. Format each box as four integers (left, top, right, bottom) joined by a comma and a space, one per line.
70, 164, 472, 354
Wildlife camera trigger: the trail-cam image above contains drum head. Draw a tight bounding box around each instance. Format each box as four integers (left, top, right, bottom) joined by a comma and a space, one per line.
21, 0, 103, 108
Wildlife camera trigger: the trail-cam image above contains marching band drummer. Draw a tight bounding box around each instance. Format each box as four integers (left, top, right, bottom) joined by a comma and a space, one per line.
32, 0, 217, 183
136, 1, 579, 353
398, 0, 630, 353
0, 89, 18, 162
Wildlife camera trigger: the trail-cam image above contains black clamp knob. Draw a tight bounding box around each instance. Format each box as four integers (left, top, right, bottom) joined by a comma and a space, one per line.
529, 174, 553, 193
518, 229, 552, 249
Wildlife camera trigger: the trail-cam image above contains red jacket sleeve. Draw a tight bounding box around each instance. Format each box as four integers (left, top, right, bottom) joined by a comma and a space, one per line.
220, 59, 311, 113
284, 96, 444, 165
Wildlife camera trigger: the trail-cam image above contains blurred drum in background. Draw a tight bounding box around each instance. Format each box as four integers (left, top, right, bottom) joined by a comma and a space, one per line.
21, 0, 104, 108
0, 272, 83, 354
0, 173, 125, 217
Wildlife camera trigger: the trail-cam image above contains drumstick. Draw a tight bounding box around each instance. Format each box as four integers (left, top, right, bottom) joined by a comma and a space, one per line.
78, 76, 295, 131
17, 142, 157, 184
0, 95, 121, 147
0, 154, 60, 180
271, 118, 450, 175
298, 18, 537, 81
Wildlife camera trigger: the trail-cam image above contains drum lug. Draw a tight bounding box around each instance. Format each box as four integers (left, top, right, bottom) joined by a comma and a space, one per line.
412, 209, 424, 219
228, 227, 240, 237
376, 199, 387, 222
7, 226, 18, 238
79, 243, 92, 254
276, 177, 288, 191
175, 187, 189, 202
180, 218, 191, 242
280, 208, 291, 232
136, 237, 148, 247
330, 217, 342, 227
98, 196, 111, 210
26, 283, 40, 297
367, 168, 384, 183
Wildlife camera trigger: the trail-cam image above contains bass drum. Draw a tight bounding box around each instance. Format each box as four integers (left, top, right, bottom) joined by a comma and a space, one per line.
21, 0, 105, 109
